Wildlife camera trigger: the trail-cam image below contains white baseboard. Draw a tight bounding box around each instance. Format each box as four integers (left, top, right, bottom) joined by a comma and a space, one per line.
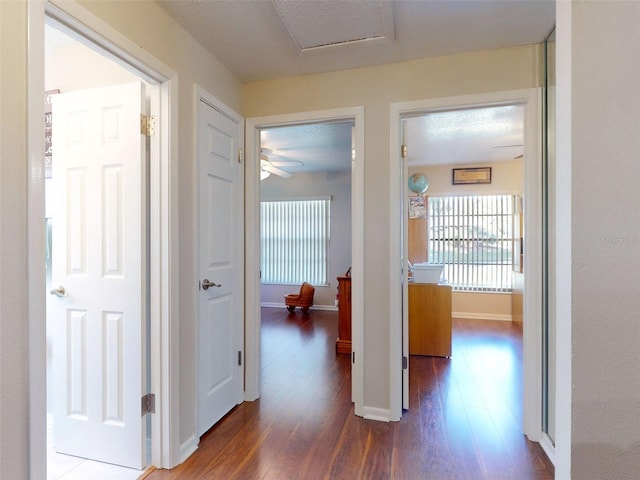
452, 312, 513, 321
362, 406, 392, 422
260, 302, 338, 312
539, 432, 556, 465
179, 435, 198, 464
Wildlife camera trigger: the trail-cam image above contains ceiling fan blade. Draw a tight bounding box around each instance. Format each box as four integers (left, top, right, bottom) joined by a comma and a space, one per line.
263, 164, 292, 178
270, 160, 303, 167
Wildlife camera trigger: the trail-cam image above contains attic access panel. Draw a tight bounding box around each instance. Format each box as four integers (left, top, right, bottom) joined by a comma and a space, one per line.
272, 0, 395, 51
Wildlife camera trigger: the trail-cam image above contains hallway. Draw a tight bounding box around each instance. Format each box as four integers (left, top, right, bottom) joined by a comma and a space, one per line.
144, 308, 553, 479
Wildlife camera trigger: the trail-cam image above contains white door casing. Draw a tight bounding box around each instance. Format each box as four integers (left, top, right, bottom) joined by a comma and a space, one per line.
196, 96, 244, 436
50, 82, 147, 469
401, 120, 409, 411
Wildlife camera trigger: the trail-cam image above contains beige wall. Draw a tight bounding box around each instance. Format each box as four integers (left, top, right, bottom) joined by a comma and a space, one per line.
245, 45, 541, 412
410, 160, 523, 197
0, 1, 29, 478
561, 1, 640, 477
409, 159, 524, 320
260, 170, 352, 308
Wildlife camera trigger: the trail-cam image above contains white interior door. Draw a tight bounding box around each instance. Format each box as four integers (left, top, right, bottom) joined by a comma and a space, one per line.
50, 82, 147, 469
197, 98, 244, 436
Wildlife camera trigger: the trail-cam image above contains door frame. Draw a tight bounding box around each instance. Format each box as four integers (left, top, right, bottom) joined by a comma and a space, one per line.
28, 1, 180, 475
245, 108, 365, 416
389, 88, 544, 440
193, 85, 244, 438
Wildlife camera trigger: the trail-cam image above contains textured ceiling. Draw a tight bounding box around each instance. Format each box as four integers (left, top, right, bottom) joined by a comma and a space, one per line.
156, 0, 555, 83
404, 105, 525, 167
272, 0, 394, 50
257, 106, 524, 177
260, 122, 354, 174
152, 0, 547, 175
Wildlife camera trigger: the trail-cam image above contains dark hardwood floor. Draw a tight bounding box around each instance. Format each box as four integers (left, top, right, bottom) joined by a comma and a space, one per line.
144, 308, 553, 480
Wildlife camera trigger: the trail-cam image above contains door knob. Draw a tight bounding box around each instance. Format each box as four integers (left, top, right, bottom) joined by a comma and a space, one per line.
50, 285, 68, 298
201, 279, 221, 291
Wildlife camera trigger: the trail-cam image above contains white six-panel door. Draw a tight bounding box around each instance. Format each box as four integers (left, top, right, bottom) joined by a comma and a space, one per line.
197, 99, 244, 436
50, 82, 146, 469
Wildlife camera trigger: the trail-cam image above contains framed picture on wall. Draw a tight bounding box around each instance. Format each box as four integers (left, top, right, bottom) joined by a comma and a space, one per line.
452, 167, 492, 185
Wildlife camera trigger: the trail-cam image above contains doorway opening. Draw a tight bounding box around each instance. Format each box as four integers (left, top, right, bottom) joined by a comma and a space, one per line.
258, 121, 353, 307
245, 109, 365, 416
389, 89, 544, 440
257, 121, 353, 401
29, 3, 177, 477
44, 20, 152, 478
400, 104, 527, 447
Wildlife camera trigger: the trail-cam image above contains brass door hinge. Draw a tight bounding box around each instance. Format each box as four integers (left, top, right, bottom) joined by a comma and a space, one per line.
141, 393, 156, 415
140, 114, 156, 137
401, 144, 408, 158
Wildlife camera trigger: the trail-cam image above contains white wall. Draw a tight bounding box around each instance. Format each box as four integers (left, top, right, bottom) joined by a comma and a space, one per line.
409, 160, 524, 320
557, 1, 640, 478
260, 170, 352, 308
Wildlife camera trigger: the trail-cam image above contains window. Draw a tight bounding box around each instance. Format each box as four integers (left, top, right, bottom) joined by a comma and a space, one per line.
428, 194, 515, 292
261, 198, 330, 285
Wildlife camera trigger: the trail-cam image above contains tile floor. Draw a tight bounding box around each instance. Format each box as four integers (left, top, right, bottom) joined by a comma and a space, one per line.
47, 415, 144, 480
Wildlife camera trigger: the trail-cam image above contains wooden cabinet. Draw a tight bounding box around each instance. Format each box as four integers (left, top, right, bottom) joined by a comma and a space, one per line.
408, 282, 452, 357
336, 275, 352, 354
408, 217, 427, 264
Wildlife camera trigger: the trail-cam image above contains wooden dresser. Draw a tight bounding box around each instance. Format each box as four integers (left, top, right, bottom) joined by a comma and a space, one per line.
408, 282, 452, 357
336, 275, 352, 354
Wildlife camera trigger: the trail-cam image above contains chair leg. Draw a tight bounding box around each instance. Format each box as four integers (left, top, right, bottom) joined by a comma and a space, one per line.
287, 305, 295, 312
301, 306, 309, 313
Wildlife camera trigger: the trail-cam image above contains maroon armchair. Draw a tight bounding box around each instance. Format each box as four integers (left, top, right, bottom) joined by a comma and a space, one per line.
284, 282, 315, 313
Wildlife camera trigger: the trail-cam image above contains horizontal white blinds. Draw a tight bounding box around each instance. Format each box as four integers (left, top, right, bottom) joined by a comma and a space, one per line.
428, 195, 515, 292
261, 199, 330, 285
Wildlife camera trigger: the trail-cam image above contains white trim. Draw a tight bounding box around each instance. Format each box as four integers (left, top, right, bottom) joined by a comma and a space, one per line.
29, 1, 180, 473
179, 435, 199, 465
521, 89, 544, 443
362, 407, 392, 422
554, 2, 572, 476
539, 432, 556, 466
452, 313, 513, 322
245, 107, 365, 415
389, 89, 543, 440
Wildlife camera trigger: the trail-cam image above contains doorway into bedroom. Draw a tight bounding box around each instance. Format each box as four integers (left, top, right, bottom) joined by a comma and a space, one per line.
395, 97, 542, 447
390, 89, 542, 441
258, 121, 354, 402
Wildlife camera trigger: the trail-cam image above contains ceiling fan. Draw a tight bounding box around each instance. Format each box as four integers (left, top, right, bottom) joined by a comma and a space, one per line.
493, 144, 524, 159
260, 148, 303, 180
